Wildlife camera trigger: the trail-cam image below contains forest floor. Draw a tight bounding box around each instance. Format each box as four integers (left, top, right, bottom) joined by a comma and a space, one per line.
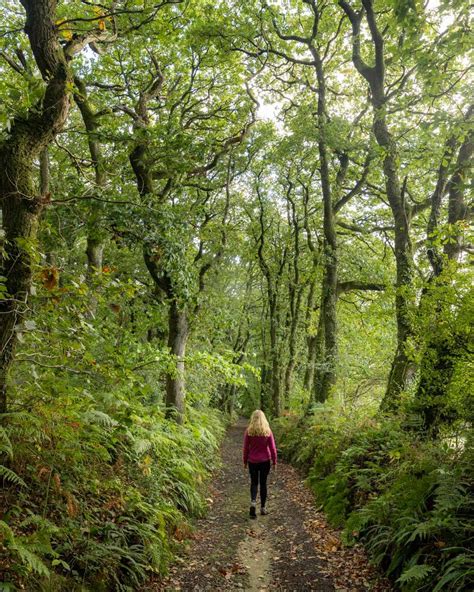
145, 419, 392, 592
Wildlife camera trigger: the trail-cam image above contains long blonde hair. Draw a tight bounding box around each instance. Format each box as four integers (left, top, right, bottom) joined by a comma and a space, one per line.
247, 410, 271, 437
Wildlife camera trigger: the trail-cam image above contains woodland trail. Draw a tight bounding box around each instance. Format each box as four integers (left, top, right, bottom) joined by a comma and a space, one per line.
147, 419, 391, 592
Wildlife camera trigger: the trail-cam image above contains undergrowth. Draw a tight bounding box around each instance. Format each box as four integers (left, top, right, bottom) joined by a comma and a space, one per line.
275, 407, 474, 592
0, 404, 223, 591
0, 272, 228, 591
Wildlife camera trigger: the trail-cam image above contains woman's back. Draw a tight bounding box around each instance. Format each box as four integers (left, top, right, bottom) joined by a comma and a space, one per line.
243, 431, 277, 465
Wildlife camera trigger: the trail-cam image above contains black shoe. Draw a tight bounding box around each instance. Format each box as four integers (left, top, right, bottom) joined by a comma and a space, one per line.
249, 505, 257, 519
260, 507, 268, 515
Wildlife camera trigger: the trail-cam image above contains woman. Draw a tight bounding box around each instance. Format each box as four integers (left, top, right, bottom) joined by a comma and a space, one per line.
242, 410, 277, 518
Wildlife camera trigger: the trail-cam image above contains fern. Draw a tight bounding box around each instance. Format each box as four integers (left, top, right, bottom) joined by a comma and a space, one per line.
0, 520, 15, 544
83, 408, 118, 427
398, 563, 435, 584
433, 553, 474, 591
0, 465, 26, 487
13, 545, 50, 577
0, 427, 13, 458
0, 520, 50, 577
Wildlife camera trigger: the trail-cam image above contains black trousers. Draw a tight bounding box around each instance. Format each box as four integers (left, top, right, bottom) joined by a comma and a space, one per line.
248, 461, 271, 507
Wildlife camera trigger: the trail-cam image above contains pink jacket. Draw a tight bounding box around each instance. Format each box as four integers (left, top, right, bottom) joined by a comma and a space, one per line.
243, 430, 277, 465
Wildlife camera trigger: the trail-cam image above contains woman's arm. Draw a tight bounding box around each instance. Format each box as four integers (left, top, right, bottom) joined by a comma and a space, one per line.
269, 432, 277, 465
243, 430, 250, 466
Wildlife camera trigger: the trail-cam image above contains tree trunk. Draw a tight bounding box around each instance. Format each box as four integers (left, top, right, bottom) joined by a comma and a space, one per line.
303, 334, 316, 394
312, 305, 326, 404
303, 282, 318, 394
269, 296, 281, 416
0, 0, 72, 414
86, 238, 104, 319
165, 300, 188, 423
313, 51, 338, 403
255, 188, 285, 416
86, 238, 104, 275
283, 192, 303, 401
377, 117, 414, 410
222, 384, 236, 416
339, 0, 415, 411
0, 188, 43, 414
74, 77, 106, 317
128, 66, 191, 421
415, 110, 473, 433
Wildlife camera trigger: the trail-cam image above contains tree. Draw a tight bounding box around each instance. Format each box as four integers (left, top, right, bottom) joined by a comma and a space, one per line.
0, 0, 114, 414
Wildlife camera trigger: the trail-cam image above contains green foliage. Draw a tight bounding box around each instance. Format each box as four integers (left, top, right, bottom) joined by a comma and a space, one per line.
0, 267, 225, 590
0, 0, 472, 588
276, 407, 474, 591
1, 402, 224, 590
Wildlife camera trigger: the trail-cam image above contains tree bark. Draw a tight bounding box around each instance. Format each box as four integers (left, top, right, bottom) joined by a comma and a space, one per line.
312, 304, 327, 404
85, 239, 104, 276
416, 109, 473, 434
0, 0, 71, 414
283, 189, 303, 400
165, 300, 188, 423
339, 0, 415, 411
312, 48, 338, 403
301, 183, 322, 401
74, 77, 106, 302
255, 186, 285, 416
127, 64, 189, 421
269, 300, 281, 416
303, 281, 317, 394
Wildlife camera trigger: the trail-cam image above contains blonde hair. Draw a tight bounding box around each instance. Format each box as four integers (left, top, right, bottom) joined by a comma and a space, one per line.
247, 410, 271, 437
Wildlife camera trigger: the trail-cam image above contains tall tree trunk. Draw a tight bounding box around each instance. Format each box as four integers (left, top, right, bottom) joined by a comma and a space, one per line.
311, 304, 326, 404
377, 116, 414, 410
283, 190, 303, 401
259, 305, 270, 411
302, 184, 322, 401
74, 77, 107, 316
303, 334, 316, 393
339, 0, 415, 411
303, 282, 317, 394
165, 300, 188, 423
256, 187, 286, 416
0, 0, 72, 414
269, 295, 281, 417
283, 296, 297, 400
128, 64, 189, 420
416, 110, 473, 433
312, 49, 338, 403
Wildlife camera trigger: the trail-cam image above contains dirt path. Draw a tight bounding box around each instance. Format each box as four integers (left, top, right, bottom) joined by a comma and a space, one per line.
147, 420, 390, 592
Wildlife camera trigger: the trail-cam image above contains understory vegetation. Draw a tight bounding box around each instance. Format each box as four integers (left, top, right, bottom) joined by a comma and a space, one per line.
0, 0, 472, 590
276, 406, 473, 592
1, 406, 223, 590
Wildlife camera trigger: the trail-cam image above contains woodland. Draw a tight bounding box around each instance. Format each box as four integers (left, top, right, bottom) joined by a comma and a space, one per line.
0, 0, 472, 591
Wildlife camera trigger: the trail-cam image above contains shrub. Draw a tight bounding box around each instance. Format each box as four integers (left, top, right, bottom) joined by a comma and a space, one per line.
0, 404, 224, 591
276, 406, 473, 591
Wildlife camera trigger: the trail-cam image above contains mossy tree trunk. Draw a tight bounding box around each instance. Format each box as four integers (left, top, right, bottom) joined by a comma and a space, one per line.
128, 62, 191, 423
339, 0, 415, 411
0, 0, 72, 414
416, 107, 473, 434
74, 77, 107, 280
256, 184, 286, 416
